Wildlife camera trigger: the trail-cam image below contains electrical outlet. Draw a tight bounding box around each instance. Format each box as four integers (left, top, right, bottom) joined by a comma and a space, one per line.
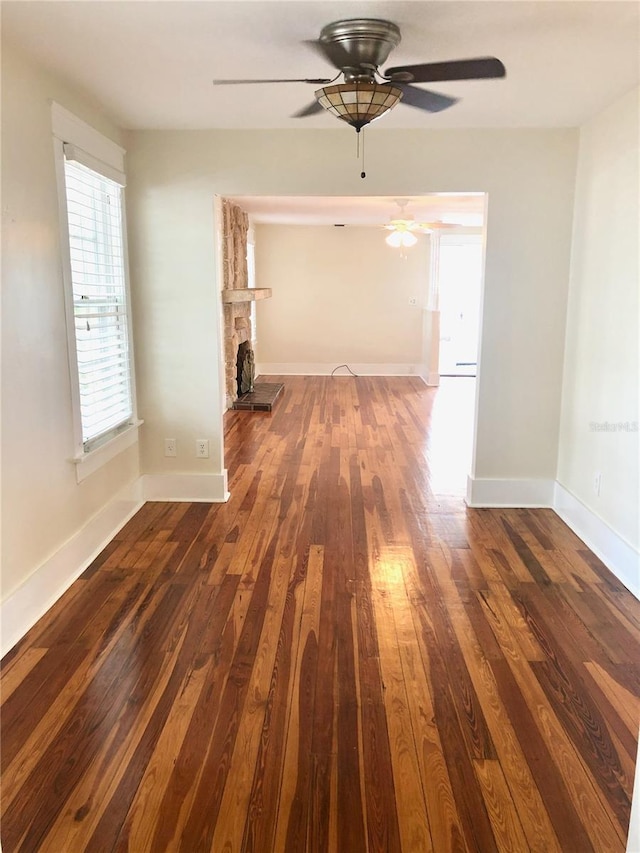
196, 439, 209, 459
594, 471, 602, 497
408, 296, 417, 306
164, 438, 177, 457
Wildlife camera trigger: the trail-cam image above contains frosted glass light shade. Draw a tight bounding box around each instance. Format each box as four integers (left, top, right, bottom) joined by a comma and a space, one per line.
386, 230, 418, 248
314, 82, 402, 130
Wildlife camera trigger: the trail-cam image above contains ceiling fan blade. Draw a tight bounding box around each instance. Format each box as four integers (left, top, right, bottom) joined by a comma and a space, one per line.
212, 77, 332, 86
386, 57, 506, 84
292, 100, 325, 118
398, 85, 458, 113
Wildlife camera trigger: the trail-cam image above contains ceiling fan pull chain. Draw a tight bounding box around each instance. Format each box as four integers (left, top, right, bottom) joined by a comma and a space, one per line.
360, 128, 366, 179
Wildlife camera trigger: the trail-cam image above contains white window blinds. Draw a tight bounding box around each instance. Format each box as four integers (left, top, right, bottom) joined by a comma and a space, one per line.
63, 154, 133, 448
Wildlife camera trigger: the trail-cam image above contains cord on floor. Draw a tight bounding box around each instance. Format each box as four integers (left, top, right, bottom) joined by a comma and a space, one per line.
331, 364, 359, 377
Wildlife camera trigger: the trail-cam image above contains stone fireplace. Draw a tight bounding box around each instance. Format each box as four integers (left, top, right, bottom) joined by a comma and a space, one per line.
220, 199, 272, 408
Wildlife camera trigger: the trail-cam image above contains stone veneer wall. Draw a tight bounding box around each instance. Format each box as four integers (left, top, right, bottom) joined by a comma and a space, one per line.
221, 199, 251, 406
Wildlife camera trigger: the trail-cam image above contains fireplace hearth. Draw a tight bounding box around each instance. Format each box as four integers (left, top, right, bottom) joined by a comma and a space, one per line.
233, 382, 284, 412
233, 334, 283, 411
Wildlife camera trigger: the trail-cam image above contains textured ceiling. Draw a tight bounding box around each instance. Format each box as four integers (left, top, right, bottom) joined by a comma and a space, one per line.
5, 2, 636, 225
3, 1, 639, 130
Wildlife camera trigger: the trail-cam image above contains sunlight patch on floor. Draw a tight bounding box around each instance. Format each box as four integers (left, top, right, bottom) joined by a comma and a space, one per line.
425, 377, 476, 496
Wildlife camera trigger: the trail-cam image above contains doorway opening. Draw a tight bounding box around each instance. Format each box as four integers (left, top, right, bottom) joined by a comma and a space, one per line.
218, 193, 487, 496
437, 234, 484, 377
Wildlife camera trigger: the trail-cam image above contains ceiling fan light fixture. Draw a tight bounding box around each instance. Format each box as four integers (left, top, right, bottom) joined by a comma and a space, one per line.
386, 230, 418, 248
314, 81, 402, 130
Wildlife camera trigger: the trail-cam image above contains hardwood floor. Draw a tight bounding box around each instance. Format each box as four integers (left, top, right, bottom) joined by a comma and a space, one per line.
2, 375, 638, 852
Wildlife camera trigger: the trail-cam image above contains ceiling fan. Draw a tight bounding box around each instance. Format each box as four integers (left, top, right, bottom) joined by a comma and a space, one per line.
212, 18, 506, 131
384, 200, 457, 247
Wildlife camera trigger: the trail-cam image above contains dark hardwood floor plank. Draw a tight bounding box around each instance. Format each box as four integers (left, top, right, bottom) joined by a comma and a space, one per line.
593, 580, 640, 635
403, 571, 499, 849
490, 657, 600, 852
402, 498, 497, 767
0, 646, 48, 702
585, 661, 640, 738
275, 546, 323, 852
329, 471, 368, 853
1, 581, 152, 816
41, 582, 232, 852
446, 589, 563, 851
473, 758, 530, 852
562, 585, 640, 666
177, 538, 280, 851
498, 644, 626, 849
2, 582, 191, 851
213, 490, 312, 850
112, 500, 178, 543
307, 443, 343, 853
89, 580, 240, 852
534, 654, 632, 823
1, 640, 90, 775
349, 454, 403, 853
147, 582, 252, 850
472, 512, 539, 584
241, 491, 318, 852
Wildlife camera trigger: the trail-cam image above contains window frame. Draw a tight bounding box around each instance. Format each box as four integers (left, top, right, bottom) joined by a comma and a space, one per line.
52, 103, 141, 482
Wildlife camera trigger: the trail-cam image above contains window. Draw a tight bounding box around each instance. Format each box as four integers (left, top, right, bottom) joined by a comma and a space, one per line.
53, 103, 140, 479
63, 156, 132, 447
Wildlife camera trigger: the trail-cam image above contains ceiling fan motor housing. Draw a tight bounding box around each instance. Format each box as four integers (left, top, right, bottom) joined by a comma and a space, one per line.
319, 18, 401, 80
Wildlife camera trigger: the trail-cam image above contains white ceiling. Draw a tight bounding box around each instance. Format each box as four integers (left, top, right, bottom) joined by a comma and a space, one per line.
230, 193, 486, 225
3, 0, 639, 131
4, 1, 637, 226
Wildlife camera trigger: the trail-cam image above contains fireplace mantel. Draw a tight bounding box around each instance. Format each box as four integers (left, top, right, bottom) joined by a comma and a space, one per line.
222, 288, 272, 304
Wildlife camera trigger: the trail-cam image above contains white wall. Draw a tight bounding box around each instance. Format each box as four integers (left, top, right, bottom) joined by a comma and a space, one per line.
557, 87, 639, 552
125, 179, 224, 478
254, 224, 429, 372
126, 126, 577, 486
1, 44, 140, 602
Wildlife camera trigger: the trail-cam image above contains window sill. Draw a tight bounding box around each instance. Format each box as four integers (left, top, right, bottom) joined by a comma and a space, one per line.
72, 420, 143, 483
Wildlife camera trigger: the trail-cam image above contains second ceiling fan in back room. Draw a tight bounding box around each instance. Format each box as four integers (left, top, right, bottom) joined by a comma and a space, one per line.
384, 200, 457, 248
213, 18, 506, 176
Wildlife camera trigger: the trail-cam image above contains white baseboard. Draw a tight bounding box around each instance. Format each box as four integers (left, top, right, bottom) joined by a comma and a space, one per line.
140, 471, 229, 503
629, 751, 640, 853
256, 363, 422, 377
466, 476, 555, 508
1, 480, 144, 658
416, 363, 439, 386
553, 482, 639, 599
